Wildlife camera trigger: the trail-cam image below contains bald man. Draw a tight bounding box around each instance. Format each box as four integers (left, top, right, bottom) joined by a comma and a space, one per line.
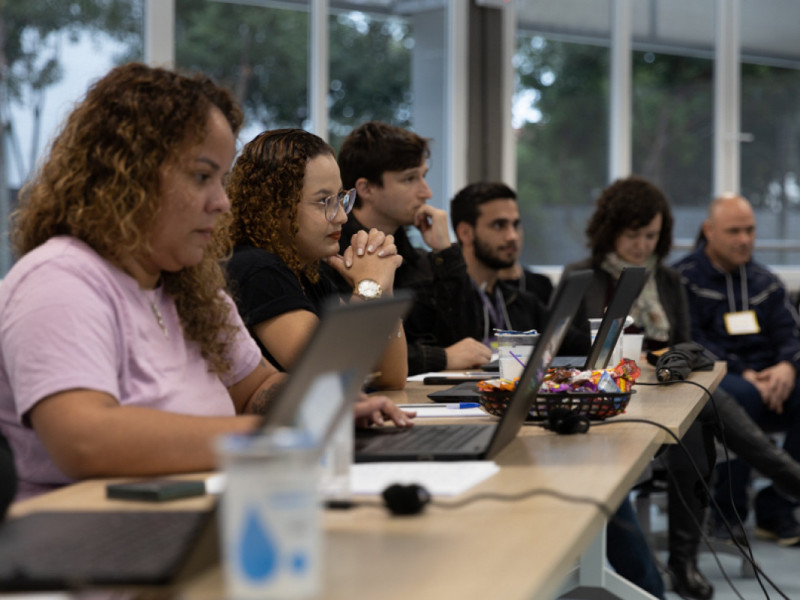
674, 194, 800, 546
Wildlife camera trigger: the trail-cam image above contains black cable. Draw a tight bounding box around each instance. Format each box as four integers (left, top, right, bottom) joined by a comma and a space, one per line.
437, 488, 613, 518
636, 380, 767, 587
661, 449, 748, 600
333, 378, 791, 599
602, 379, 791, 600
329, 488, 614, 519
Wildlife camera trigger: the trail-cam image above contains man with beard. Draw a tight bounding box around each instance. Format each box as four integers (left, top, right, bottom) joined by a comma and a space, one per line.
449, 182, 589, 355
328, 122, 492, 375
450, 183, 670, 597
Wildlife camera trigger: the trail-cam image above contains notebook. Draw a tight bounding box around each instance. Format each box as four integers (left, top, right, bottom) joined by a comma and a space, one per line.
354, 270, 592, 462
0, 294, 412, 591
429, 266, 646, 402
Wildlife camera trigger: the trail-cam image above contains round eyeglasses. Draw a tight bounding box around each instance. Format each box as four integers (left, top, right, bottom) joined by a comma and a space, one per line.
304, 188, 356, 222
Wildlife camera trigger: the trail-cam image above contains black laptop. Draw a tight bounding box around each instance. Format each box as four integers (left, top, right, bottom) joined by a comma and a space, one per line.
429, 267, 646, 402
354, 270, 592, 462
0, 295, 412, 591
550, 266, 647, 369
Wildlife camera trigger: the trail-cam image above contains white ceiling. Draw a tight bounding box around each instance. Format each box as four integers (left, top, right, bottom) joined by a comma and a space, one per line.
515, 0, 800, 66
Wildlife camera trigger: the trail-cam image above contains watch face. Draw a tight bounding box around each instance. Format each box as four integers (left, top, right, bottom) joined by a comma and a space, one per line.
357, 279, 382, 298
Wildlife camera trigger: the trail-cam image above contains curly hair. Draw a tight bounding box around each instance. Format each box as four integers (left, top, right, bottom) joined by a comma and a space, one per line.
227, 128, 334, 283
585, 175, 674, 267
12, 62, 244, 375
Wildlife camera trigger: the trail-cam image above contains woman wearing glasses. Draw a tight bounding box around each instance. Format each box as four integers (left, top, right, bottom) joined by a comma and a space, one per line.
226, 129, 407, 390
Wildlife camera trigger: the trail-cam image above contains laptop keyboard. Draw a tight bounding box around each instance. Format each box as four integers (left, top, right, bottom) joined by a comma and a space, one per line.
0, 510, 211, 589
360, 424, 492, 452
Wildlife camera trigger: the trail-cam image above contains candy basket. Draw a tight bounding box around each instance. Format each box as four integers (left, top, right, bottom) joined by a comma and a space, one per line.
529, 390, 635, 421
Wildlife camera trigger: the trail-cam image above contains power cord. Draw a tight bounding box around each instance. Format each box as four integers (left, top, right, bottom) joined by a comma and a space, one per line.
636, 380, 765, 587
611, 379, 788, 600
333, 378, 791, 599
328, 483, 614, 520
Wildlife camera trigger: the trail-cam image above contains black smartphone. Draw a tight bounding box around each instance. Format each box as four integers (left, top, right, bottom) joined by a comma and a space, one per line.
106, 478, 206, 502
422, 375, 487, 385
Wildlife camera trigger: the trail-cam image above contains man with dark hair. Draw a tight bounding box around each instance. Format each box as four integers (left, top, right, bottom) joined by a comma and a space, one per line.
450, 182, 672, 596
449, 182, 589, 355
331, 121, 491, 374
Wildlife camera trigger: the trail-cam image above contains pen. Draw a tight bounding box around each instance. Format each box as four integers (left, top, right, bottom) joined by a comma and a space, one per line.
400, 403, 482, 409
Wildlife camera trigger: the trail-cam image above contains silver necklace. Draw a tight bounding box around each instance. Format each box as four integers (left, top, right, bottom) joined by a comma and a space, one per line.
150, 300, 169, 339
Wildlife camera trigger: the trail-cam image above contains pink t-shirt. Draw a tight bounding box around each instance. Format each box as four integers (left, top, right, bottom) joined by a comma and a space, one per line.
0, 237, 262, 498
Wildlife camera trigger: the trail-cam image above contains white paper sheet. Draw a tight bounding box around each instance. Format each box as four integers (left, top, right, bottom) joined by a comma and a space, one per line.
350, 461, 500, 496
399, 405, 487, 418
207, 460, 500, 498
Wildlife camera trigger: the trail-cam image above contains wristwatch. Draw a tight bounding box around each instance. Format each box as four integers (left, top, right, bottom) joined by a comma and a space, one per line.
354, 279, 383, 300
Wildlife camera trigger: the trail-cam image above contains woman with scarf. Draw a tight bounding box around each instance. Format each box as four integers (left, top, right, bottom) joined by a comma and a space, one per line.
566, 176, 800, 599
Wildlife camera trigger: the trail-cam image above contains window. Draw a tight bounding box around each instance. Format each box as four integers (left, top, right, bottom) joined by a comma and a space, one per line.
176, 0, 310, 144
740, 64, 800, 265
328, 9, 412, 148
1, 0, 144, 274
631, 50, 713, 259
513, 30, 610, 266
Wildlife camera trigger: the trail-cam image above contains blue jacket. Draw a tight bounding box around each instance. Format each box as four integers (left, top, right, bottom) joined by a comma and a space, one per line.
672, 246, 800, 375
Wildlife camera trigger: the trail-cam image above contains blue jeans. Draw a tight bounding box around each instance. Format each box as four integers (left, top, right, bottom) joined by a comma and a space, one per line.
715, 373, 800, 524
607, 497, 666, 599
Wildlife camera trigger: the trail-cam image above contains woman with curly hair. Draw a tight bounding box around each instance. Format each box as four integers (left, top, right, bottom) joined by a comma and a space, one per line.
226, 128, 408, 390
0, 64, 407, 500
567, 175, 681, 348
565, 176, 800, 599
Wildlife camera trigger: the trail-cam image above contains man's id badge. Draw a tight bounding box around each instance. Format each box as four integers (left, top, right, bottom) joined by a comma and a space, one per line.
724, 310, 760, 335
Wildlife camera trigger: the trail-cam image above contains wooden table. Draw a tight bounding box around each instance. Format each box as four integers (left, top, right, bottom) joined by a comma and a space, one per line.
8, 363, 725, 600
393, 361, 724, 444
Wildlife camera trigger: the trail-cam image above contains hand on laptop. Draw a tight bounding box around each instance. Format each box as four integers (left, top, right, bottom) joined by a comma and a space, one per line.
354, 392, 415, 428
445, 337, 493, 370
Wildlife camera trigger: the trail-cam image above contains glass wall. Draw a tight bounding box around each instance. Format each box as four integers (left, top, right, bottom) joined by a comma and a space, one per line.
0, 0, 144, 273
631, 50, 713, 259
328, 9, 412, 149
739, 0, 800, 262
7, 0, 800, 275
175, 0, 310, 145
740, 64, 800, 265
513, 29, 610, 266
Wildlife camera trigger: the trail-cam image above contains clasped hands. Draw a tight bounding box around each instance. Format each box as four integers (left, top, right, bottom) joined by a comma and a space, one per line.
743, 360, 797, 414
324, 228, 403, 293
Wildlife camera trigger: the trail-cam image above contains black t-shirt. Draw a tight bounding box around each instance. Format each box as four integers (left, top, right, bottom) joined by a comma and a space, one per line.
226, 245, 337, 371
0, 431, 16, 519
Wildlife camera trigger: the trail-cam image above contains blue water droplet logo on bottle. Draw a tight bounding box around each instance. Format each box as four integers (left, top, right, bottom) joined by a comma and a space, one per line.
239, 507, 277, 581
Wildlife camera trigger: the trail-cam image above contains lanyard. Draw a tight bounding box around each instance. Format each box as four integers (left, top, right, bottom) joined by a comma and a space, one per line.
475, 282, 509, 336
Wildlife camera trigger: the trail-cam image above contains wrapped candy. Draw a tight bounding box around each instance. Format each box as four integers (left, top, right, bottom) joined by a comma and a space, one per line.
477, 358, 640, 395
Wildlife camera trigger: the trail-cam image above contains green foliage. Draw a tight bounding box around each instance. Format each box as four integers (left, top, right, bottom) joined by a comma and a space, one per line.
176, 0, 309, 129
0, 0, 141, 101
513, 33, 800, 263
740, 62, 800, 218
631, 51, 713, 206
513, 37, 608, 262
328, 13, 412, 146
175, 2, 412, 143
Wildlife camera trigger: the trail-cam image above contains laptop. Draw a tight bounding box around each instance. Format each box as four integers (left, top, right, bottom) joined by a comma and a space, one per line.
0, 294, 412, 591
550, 266, 647, 369
354, 270, 592, 462
429, 266, 646, 402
